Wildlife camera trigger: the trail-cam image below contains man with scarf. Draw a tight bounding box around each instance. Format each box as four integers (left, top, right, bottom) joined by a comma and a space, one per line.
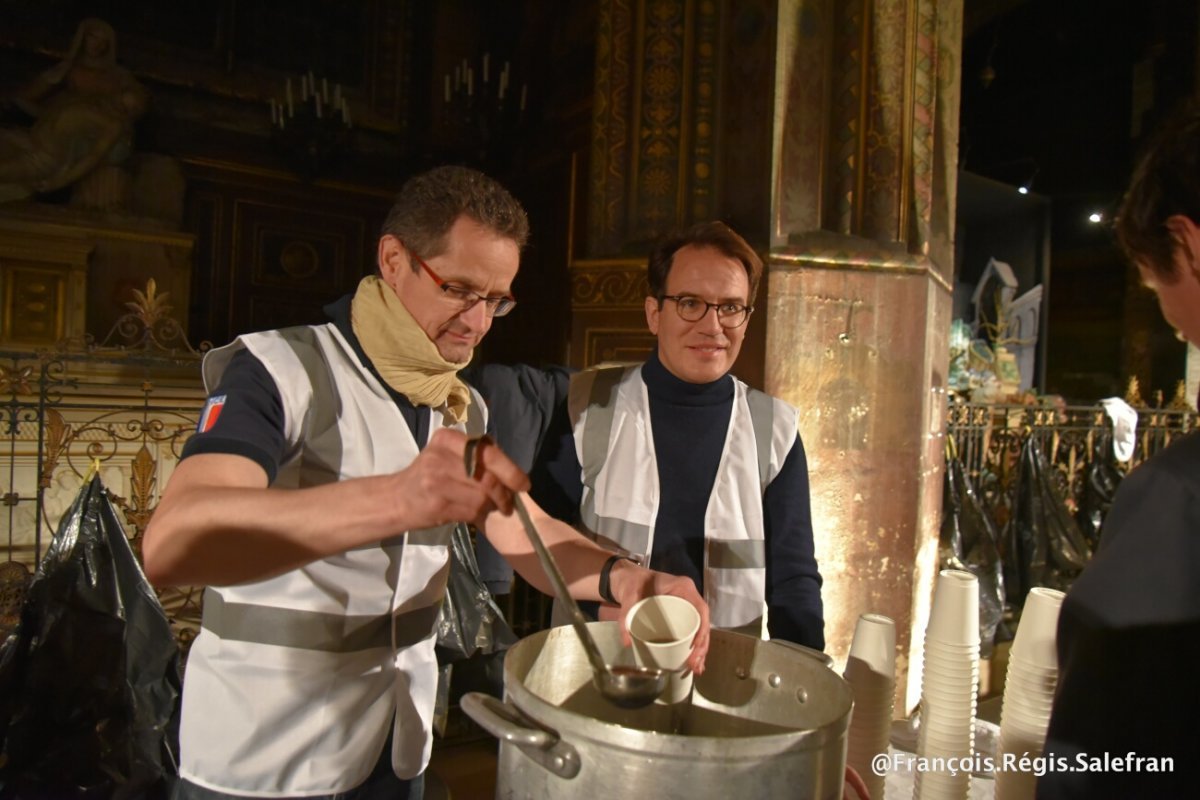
143, 166, 711, 800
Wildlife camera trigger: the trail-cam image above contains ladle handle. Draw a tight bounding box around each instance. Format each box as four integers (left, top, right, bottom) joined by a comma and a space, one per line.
511, 495, 612, 678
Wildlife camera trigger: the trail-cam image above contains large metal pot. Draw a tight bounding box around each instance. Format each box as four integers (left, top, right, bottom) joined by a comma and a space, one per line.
462, 623, 852, 799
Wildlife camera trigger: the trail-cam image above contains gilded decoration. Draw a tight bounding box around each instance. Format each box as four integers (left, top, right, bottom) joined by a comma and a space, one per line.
590, 0, 721, 253
630, 0, 685, 235
0, 283, 208, 651
589, 0, 635, 256
861, 0, 907, 241
571, 261, 649, 307
816, 0, 957, 254
930, 0, 963, 275
829, 0, 865, 234
775, 0, 832, 236
908, 0, 938, 253
689, 0, 718, 221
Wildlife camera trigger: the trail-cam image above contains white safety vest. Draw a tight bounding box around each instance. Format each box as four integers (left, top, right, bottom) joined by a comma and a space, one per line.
569, 365, 798, 635
179, 324, 485, 797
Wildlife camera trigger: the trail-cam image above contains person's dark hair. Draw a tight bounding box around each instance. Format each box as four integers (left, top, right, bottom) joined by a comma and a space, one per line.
1116, 99, 1200, 281
646, 221, 763, 303
380, 165, 529, 269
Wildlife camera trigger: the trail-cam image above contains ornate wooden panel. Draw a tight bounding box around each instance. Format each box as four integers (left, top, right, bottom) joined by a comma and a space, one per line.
184, 159, 390, 345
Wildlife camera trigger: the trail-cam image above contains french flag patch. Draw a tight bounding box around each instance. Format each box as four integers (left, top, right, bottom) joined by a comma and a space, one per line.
197, 394, 227, 433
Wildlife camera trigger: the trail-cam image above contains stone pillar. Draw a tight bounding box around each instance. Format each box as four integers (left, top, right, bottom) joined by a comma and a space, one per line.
766, 0, 962, 710
580, 0, 963, 712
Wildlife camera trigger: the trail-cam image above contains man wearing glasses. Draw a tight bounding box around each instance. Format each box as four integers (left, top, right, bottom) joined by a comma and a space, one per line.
143, 166, 710, 800
527, 221, 823, 649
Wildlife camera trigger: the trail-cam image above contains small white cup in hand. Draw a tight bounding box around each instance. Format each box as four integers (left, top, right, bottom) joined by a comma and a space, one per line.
625, 595, 701, 704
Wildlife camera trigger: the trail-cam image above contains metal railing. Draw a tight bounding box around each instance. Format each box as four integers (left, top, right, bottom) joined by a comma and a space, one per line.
945, 390, 1196, 533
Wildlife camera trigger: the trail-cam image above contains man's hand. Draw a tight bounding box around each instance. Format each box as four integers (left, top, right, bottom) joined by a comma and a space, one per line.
391, 429, 529, 530
601, 561, 710, 674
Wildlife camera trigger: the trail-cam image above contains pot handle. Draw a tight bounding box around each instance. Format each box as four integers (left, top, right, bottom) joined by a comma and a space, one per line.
460, 692, 582, 780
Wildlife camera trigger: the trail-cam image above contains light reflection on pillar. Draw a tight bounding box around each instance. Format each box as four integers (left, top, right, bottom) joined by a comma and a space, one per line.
764, 250, 950, 714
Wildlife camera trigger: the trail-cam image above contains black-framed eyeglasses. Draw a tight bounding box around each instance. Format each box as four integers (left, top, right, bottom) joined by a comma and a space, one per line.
660, 295, 753, 328
406, 244, 517, 317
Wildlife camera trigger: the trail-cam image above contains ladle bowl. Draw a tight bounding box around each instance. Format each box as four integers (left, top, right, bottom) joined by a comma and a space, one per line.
465, 436, 670, 708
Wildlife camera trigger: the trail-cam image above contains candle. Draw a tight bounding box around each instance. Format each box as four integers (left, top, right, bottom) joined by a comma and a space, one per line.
444, 75, 451, 103
483, 52, 490, 82
342, 98, 351, 127
467, 67, 474, 96
498, 70, 507, 100
286, 78, 293, 108
520, 84, 527, 111
270, 98, 277, 125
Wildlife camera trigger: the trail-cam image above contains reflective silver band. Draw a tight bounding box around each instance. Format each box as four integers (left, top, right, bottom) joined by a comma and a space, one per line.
745, 387, 775, 490
580, 367, 627, 485
279, 328, 343, 489
201, 588, 441, 652
406, 526, 453, 547
707, 538, 767, 569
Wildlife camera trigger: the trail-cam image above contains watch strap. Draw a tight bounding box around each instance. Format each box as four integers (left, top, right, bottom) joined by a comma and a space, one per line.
598, 554, 636, 604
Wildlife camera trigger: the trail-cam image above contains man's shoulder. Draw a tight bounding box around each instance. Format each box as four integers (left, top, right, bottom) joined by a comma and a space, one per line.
1123, 430, 1200, 497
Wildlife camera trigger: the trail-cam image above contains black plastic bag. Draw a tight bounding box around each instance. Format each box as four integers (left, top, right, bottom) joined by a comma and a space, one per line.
1076, 428, 1123, 551
1003, 438, 1092, 607
939, 451, 1006, 657
433, 523, 517, 735
0, 475, 181, 799
436, 523, 518, 664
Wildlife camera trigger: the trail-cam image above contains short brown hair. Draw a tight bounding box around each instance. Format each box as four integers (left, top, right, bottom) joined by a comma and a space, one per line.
381, 166, 529, 268
1116, 99, 1200, 281
646, 221, 764, 303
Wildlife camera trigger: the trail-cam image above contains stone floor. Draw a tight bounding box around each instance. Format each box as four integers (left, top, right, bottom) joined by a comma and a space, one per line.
428, 735, 498, 799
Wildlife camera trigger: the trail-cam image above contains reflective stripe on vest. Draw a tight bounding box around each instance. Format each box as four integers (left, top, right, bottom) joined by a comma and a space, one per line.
571, 365, 796, 634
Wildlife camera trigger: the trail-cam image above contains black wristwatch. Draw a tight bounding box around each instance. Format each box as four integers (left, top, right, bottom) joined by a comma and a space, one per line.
598, 554, 637, 604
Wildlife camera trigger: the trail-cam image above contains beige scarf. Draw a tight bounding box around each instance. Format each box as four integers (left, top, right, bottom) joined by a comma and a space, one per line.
350, 275, 472, 423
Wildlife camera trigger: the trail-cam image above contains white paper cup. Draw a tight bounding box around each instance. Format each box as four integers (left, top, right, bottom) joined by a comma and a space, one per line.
626, 595, 701, 704
844, 614, 895, 800
848, 613, 896, 677
1010, 587, 1065, 668
927, 569, 981, 647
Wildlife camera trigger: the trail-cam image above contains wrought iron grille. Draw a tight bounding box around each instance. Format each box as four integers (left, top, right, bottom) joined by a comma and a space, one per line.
0, 343, 207, 652
945, 388, 1196, 534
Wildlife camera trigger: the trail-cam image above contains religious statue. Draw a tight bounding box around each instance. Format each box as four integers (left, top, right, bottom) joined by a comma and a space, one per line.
0, 19, 147, 204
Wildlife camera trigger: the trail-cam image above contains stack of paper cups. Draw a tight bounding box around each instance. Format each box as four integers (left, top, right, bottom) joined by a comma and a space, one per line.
915, 569, 980, 800
844, 613, 896, 800
994, 587, 1065, 800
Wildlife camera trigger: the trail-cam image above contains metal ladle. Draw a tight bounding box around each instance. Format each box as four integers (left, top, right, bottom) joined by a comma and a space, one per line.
465, 437, 667, 708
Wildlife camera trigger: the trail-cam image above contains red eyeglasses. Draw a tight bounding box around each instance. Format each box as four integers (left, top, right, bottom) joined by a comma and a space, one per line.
406, 244, 516, 317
